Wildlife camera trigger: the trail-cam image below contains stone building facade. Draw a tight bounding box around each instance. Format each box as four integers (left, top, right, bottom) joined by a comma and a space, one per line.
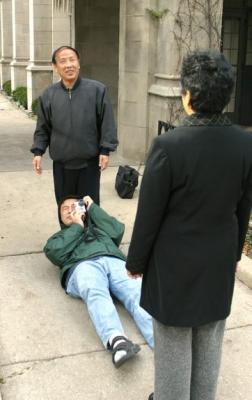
0, 0, 251, 161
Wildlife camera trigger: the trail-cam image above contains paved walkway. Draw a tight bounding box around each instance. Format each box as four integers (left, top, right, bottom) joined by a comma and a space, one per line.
0, 93, 251, 400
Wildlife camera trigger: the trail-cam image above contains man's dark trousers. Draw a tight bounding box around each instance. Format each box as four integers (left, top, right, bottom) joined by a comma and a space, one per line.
53, 161, 101, 205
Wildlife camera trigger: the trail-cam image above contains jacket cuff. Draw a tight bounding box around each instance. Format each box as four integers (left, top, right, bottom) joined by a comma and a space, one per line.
125, 260, 145, 274
31, 148, 44, 156
87, 202, 96, 214
100, 147, 110, 156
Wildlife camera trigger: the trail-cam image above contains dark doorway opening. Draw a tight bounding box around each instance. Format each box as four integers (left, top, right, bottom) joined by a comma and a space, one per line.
75, 0, 120, 120
222, 0, 252, 125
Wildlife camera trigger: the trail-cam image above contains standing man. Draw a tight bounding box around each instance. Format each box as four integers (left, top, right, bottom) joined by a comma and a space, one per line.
31, 46, 118, 205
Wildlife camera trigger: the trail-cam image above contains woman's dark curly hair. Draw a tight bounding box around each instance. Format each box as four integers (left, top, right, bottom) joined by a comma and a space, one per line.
181, 50, 235, 113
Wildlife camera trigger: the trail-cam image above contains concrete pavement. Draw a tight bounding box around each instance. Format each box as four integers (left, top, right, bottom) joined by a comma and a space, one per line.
0, 92, 251, 400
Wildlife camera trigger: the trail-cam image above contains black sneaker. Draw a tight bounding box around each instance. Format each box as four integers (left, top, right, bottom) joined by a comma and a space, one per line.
148, 393, 154, 400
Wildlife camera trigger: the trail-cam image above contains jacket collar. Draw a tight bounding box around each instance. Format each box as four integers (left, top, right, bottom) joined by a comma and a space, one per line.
182, 113, 232, 127
60, 75, 81, 91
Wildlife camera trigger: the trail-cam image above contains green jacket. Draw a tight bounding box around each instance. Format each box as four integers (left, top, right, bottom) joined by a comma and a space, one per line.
44, 203, 126, 285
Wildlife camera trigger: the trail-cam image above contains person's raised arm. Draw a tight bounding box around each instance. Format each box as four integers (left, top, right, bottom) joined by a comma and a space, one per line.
84, 196, 125, 246
97, 86, 118, 170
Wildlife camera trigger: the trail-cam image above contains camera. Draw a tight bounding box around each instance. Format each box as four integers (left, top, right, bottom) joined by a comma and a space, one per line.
74, 199, 86, 214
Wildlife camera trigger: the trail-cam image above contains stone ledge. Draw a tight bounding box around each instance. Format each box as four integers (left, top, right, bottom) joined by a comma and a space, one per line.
149, 73, 181, 98
0, 58, 12, 65
154, 73, 180, 80
148, 84, 181, 97
238, 254, 252, 289
26, 65, 53, 72
10, 60, 29, 67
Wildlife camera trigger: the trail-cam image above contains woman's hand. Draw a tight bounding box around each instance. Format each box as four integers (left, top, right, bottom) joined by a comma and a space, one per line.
236, 262, 240, 273
127, 271, 143, 279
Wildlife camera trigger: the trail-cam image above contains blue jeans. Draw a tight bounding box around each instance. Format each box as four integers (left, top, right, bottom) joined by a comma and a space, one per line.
66, 256, 154, 348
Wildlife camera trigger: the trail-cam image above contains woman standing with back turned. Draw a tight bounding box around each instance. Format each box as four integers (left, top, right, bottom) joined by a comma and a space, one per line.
126, 50, 252, 400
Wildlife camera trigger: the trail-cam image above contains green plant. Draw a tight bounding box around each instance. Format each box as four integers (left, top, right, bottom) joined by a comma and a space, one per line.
3, 80, 12, 96
12, 86, 28, 109
243, 215, 252, 256
32, 98, 39, 115
146, 8, 169, 19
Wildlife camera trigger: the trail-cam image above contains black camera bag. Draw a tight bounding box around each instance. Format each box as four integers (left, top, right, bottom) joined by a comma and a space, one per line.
115, 165, 139, 199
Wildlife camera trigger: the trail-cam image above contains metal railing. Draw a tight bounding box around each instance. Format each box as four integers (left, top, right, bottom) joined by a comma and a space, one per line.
157, 120, 175, 135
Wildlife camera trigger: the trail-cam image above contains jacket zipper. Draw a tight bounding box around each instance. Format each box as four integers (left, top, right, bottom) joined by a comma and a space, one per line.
68, 88, 73, 145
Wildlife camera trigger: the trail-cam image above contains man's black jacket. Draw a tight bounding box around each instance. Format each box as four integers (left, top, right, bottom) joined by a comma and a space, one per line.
31, 76, 118, 169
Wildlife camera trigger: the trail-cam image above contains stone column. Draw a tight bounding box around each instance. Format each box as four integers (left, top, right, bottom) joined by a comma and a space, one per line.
0, 4, 1, 71
0, 0, 12, 89
118, 0, 158, 162
26, 0, 53, 110
52, 1, 73, 83
10, 0, 29, 91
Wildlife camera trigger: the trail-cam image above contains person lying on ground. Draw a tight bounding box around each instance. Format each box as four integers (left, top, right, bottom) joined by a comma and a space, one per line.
44, 195, 154, 368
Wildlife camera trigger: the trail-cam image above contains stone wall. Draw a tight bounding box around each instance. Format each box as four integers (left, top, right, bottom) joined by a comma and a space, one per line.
10, 0, 29, 90
147, 0, 224, 151
52, 5, 72, 83
118, 0, 157, 161
26, 0, 53, 110
0, 0, 12, 88
15, 0, 29, 60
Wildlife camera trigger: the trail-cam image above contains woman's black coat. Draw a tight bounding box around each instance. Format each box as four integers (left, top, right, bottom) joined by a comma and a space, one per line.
126, 114, 252, 327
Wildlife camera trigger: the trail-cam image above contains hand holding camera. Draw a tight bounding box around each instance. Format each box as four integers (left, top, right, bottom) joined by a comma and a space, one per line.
83, 196, 93, 210
70, 197, 93, 227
